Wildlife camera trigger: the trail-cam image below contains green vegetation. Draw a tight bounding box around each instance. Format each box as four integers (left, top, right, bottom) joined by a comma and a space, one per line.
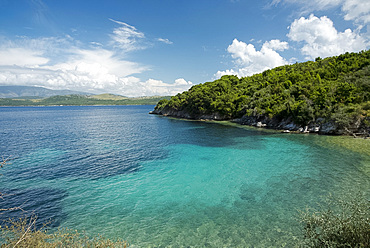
89, 93, 128, 100
299, 192, 369, 247
155, 50, 370, 130
0, 95, 170, 106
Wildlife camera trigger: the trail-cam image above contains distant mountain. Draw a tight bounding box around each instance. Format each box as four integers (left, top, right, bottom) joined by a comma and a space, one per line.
0, 86, 91, 98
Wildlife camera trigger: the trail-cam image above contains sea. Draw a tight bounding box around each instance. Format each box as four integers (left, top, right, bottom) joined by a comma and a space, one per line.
0, 105, 369, 247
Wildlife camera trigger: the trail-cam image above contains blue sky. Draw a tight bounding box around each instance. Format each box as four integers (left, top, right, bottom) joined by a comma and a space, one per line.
0, 0, 369, 96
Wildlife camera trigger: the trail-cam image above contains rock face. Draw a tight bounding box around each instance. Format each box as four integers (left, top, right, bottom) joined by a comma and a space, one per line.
150, 108, 192, 119
150, 108, 228, 120
150, 108, 370, 136
236, 115, 369, 135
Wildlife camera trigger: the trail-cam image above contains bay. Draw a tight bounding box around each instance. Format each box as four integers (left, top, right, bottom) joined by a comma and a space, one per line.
0, 105, 369, 247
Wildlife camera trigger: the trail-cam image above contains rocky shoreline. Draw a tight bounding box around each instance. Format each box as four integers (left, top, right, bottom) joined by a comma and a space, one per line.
150, 108, 370, 137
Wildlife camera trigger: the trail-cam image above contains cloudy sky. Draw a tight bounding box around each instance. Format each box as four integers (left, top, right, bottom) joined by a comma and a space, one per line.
0, 0, 369, 96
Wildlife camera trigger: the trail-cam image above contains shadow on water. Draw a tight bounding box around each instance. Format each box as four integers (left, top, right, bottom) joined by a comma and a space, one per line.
164, 117, 268, 150
0, 187, 67, 228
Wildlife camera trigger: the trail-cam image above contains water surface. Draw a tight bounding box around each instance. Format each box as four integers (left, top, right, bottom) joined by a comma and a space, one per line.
0, 105, 368, 247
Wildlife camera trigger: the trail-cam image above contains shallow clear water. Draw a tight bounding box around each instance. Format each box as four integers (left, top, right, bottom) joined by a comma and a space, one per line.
0, 105, 369, 247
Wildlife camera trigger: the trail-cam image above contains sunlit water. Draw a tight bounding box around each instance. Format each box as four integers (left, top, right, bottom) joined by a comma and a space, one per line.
0, 105, 369, 247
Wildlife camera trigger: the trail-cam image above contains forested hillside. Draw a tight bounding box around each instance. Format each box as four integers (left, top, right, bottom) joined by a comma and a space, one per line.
152, 50, 370, 135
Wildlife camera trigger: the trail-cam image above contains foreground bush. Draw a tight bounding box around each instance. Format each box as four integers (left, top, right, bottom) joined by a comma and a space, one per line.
299, 192, 369, 247
0, 216, 128, 248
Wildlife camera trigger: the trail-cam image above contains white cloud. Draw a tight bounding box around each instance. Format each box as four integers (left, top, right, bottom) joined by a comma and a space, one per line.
0, 34, 191, 97
0, 48, 49, 66
215, 39, 289, 78
270, 0, 370, 25
48, 48, 146, 78
214, 69, 238, 79
90, 41, 103, 47
109, 19, 146, 51
263, 39, 289, 51
0, 17, 186, 97
157, 38, 173, 44
342, 0, 370, 24
287, 14, 367, 59
138, 78, 193, 96
270, 0, 342, 10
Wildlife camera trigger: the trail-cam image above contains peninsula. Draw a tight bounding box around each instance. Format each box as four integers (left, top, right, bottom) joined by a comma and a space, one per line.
151, 50, 370, 136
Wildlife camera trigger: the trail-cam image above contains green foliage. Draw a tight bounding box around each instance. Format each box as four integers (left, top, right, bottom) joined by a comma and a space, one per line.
154, 99, 169, 110
299, 193, 369, 247
155, 50, 370, 127
0, 216, 128, 247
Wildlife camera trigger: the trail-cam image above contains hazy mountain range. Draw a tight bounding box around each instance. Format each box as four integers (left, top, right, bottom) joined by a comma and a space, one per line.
0, 86, 92, 98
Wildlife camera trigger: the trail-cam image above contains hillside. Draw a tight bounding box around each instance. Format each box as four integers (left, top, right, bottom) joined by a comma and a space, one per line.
152, 50, 370, 135
89, 93, 128, 100
0, 86, 91, 98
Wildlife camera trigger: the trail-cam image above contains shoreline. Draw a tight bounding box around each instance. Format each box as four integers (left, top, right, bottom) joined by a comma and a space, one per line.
149, 110, 370, 138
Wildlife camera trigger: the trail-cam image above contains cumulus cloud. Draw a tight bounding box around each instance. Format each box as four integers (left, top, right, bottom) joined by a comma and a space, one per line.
214, 69, 238, 79
287, 14, 367, 59
217, 1, 369, 80
215, 39, 289, 78
263, 39, 289, 51
0, 49, 142, 94
139, 78, 193, 96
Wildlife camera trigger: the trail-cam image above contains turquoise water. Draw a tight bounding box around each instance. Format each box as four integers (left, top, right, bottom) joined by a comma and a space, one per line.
0, 106, 369, 247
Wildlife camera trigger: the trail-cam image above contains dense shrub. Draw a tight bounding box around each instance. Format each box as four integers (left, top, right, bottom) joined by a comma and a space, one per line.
299, 193, 369, 247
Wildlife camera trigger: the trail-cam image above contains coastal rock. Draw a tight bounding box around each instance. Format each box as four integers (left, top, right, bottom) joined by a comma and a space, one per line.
282, 122, 299, 131
150, 107, 228, 120
319, 122, 338, 134
151, 108, 369, 136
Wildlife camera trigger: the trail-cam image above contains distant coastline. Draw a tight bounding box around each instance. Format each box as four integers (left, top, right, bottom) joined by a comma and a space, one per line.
0, 94, 171, 107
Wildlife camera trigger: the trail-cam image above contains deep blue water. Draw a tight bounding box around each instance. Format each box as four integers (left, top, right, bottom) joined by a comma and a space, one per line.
0, 105, 369, 247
